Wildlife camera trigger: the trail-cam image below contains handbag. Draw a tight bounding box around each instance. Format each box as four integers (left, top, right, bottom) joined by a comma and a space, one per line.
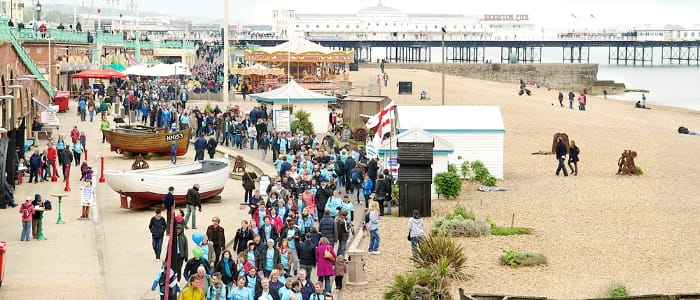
324, 248, 335, 261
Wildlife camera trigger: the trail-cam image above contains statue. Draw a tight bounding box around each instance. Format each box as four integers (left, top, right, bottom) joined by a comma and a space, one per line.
617, 150, 639, 175
233, 155, 246, 173
551, 132, 570, 153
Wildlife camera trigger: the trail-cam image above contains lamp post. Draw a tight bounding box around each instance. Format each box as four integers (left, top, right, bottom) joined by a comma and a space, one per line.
222, 0, 230, 109
441, 26, 446, 106
47, 37, 53, 90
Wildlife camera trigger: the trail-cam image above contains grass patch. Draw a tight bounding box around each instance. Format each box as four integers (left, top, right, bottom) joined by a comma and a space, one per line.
499, 250, 547, 268
490, 225, 534, 236
609, 285, 629, 298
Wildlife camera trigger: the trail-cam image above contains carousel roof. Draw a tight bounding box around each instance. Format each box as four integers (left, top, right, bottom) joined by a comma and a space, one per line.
245, 37, 354, 63
249, 80, 336, 103
263, 38, 335, 54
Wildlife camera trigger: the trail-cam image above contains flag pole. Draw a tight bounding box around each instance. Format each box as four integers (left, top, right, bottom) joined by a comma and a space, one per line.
163, 208, 175, 300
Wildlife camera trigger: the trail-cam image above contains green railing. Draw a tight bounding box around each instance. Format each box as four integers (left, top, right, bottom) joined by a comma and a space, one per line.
5, 29, 54, 97
94, 32, 125, 44
160, 40, 196, 49
17, 28, 88, 43
124, 40, 154, 50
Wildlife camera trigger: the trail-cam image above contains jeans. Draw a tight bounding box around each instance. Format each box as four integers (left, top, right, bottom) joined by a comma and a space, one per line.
368, 229, 380, 252
89, 110, 95, 122
319, 275, 332, 294
21, 220, 31, 241
300, 264, 313, 281
249, 138, 255, 149
337, 239, 347, 257
223, 132, 230, 146
556, 157, 568, 176
152, 235, 164, 259
244, 189, 252, 204
184, 204, 197, 228
335, 176, 343, 192
171, 154, 177, 164
410, 236, 422, 259
195, 150, 204, 161
261, 148, 268, 161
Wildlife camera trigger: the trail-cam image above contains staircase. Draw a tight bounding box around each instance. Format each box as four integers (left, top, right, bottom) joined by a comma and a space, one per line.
0, 21, 54, 97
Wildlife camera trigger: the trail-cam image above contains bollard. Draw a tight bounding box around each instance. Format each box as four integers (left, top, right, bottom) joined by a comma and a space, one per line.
64, 165, 71, 192
98, 156, 105, 183
84, 149, 88, 161
345, 250, 368, 286
51, 161, 58, 182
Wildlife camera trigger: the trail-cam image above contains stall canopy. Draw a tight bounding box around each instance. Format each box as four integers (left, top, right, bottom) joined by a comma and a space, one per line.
244, 38, 354, 63
249, 80, 336, 103
72, 68, 127, 79
103, 62, 126, 72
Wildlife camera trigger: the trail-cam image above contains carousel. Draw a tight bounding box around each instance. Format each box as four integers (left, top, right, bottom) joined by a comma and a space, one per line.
243, 38, 354, 90
232, 63, 285, 92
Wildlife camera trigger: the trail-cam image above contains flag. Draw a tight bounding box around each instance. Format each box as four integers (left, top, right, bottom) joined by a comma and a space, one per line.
366, 103, 395, 158
365, 101, 395, 129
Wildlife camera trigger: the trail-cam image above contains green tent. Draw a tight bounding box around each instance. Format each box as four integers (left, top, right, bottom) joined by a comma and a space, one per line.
103, 63, 126, 72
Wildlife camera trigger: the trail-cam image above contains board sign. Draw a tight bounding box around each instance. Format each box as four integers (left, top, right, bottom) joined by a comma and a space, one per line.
81, 186, 94, 206
259, 175, 271, 193
274, 110, 291, 132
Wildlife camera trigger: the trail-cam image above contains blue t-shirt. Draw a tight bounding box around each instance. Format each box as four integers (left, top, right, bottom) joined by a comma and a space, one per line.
246, 251, 256, 268
265, 249, 275, 271
278, 138, 287, 152
232, 286, 253, 300
280, 250, 289, 268
264, 225, 272, 242
286, 230, 296, 249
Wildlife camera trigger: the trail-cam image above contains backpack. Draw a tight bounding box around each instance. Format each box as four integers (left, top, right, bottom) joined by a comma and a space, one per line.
22, 208, 31, 218
334, 160, 345, 176
351, 169, 361, 184
209, 284, 229, 299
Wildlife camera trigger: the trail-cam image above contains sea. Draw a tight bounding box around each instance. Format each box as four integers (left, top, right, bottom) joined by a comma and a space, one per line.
371, 46, 700, 112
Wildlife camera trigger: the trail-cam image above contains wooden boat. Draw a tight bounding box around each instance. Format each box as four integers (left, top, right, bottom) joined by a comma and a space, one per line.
104, 158, 229, 209
102, 126, 191, 156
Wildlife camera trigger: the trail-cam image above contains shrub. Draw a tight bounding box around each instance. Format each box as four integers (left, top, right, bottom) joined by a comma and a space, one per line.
499, 250, 547, 267
447, 163, 457, 174
490, 225, 533, 236
483, 175, 497, 187
609, 285, 629, 298
635, 166, 644, 175
383, 268, 427, 300
204, 103, 214, 114
291, 109, 315, 135
434, 172, 461, 199
412, 231, 468, 280
460, 160, 471, 179
432, 204, 489, 237
470, 160, 489, 182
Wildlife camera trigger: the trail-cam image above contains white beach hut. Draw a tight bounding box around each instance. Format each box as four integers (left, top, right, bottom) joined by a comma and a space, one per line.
396, 105, 506, 178
379, 128, 455, 199
250, 80, 335, 134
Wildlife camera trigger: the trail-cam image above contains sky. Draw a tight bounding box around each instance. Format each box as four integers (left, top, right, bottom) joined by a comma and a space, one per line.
48, 0, 699, 30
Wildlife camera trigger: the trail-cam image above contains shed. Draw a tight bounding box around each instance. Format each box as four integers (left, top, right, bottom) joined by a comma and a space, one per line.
341, 95, 392, 130
379, 127, 455, 199
250, 80, 336, 134
396, 106, 505, 178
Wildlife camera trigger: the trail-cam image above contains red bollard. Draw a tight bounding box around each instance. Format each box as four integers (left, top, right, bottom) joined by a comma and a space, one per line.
84, 149, 88, 161
98, 156, 105, 183
51, 161, 58, 182
64, 165, 71, 192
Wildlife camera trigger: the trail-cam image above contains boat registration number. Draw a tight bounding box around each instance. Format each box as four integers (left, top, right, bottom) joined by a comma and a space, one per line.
166, 133, 185, 141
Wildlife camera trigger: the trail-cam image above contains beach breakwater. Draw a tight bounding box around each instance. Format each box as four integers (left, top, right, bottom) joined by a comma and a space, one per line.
370, 63, 607, 91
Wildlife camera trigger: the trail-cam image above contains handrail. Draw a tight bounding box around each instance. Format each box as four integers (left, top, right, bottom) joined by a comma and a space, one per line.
6, 29, 54, 97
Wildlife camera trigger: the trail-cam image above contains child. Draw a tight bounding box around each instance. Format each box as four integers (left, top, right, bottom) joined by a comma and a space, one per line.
340, 195, 355, 223
79, 161, 89, 181
84, 167, 94, 182
361, 173, 374, 209
175, 209, 185, 227
334, 255, 346, 290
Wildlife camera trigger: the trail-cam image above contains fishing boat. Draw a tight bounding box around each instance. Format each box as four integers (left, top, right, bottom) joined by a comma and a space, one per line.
104, 158, 230, 209
102, 126, 191, 155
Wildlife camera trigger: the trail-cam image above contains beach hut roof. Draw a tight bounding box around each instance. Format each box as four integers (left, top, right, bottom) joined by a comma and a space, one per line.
250, 80, 336, 103
397, 105, 505, 133
379, 127, 454, 154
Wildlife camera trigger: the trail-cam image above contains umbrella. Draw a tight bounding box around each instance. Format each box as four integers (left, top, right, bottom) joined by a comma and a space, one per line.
72, 68, 126, 79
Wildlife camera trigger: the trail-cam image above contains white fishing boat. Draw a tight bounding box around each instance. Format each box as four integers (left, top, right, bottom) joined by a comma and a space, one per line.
104, 158, 229, 209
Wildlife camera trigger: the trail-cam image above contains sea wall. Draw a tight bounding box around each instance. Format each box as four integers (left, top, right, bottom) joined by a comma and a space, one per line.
368, 63, 601, 91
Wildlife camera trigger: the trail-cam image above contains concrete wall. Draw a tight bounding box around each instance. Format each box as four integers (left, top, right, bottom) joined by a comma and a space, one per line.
368, 63, 599, 91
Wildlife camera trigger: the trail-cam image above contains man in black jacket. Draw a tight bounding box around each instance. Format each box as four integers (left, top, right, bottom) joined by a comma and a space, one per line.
148, 209, 167, 261
297, 233, 316, 281
555, 138, 568, 177
315, 180, 332, 215
343, 155, 356, 194
318, 210, 336, 245
167, 224, 188, 280
366, 157, 378, 189
375, 174, 391, 216
184, 184, 201, 229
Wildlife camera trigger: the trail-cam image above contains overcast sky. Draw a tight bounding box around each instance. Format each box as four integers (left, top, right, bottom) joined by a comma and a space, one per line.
54, 0, 699, 29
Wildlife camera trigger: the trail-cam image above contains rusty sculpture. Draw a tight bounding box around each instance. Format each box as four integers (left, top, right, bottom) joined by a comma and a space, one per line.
617, 150, 639, 175
131, 154, 150, 170
551, 132, 570, 153
233, 155, 246, 173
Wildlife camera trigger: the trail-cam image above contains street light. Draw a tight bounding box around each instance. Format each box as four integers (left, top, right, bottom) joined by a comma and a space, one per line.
441, 26, 446, 106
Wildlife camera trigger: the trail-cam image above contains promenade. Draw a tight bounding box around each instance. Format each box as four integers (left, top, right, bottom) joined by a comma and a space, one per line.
0, 99, 252, 299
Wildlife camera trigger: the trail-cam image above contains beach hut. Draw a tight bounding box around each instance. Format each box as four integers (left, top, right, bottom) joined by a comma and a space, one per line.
250, 80, 335, 134
379, 128, 454, 199
396, 105, 505, 178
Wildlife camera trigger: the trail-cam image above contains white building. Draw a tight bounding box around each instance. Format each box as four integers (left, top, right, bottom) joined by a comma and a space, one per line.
396, 105, 505, 178
379, 127, 454, 199
272, 1, 537, 41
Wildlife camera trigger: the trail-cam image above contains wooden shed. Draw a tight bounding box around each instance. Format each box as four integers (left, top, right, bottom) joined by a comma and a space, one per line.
341, 95, 392, 130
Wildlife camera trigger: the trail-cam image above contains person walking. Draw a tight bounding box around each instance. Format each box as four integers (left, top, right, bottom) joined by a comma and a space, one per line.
568, 140, 580, 176
568, 91, 575, 109
170, 224, 189, 280
242, 168, 257, 204
206, 216, 226, 267
19, 197, 35, 241
335, 211, 350, 257
100, 117, 110, 143
315, 237, 336, 294
149, 209, 167, 262
60, 144, 73, 180
180, 275, 205, 300
206, 136, 217, 159
194, 133, 207, 161
297, 233, 316, 281
164, 186, 175, 235
367, 202, 382, 254
555, 137, 568, 177
558, 92, 564, 107
408, 210, 425, 259
28, 150, 42, 184
184, 184, 201, 229
30, 194, 44, 239
46, 143, 57, 179
72, 142, 84, 166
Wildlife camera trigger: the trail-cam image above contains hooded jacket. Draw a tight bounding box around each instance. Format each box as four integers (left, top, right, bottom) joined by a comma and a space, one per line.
408, 217, 425, 239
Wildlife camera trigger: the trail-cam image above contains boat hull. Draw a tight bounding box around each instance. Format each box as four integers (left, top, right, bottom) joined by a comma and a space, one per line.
102, 127, 191, 156
104, 158, 229, 209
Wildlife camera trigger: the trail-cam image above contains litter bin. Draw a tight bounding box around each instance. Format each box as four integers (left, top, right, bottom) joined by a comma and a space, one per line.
345, 250, 368, 286
0, 241, 6, 287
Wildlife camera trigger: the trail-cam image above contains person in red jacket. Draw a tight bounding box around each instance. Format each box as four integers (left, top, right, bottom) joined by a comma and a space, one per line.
20, 197, 35, 241
46, 143, 58, 179
70, 126, 80, 144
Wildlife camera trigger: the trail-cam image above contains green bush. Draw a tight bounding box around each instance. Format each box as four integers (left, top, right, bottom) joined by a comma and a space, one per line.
635, 166, 644, 175
609, 285, 629, 298
470, 160, 489, 182
490, 224, 533, 236
483, 175, 497, 187
460, 160, 471, 179
291, 109, 315, 135
434, 172, 461, 199
499, 250, 547, 268
447, 163, 457, 174
383, 268, 427, 300
432, 204, 490, 237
